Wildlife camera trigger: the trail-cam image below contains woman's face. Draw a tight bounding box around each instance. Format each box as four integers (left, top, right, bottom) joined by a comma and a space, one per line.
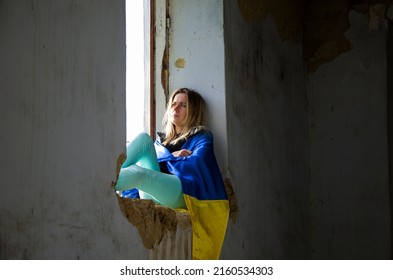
170, 93, 188, 132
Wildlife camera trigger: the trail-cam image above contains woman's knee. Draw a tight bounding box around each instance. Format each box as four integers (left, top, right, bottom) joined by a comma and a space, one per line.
134, 132, 153, 144
127, 132, 152, 148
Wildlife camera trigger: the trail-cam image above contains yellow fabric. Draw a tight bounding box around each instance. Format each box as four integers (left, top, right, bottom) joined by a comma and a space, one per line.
184, 194, 230, 260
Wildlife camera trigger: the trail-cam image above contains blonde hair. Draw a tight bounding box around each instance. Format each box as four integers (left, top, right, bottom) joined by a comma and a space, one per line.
162, 88, 206, 145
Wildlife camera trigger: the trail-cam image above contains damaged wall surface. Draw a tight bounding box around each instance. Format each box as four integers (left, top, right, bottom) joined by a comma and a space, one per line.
223, 0, 392, 259
1, 0, 392, 260
224, 0, 310, 259
307, 10, 390, 259
0, 0, 146, 259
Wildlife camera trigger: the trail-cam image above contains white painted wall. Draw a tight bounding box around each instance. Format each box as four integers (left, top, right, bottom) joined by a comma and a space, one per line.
0, 0, 146, 259
165, 0, 228, 175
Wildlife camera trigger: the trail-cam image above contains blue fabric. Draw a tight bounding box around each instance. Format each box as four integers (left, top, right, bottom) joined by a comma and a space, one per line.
120, 188, 140, 198
155, 130, 227, 201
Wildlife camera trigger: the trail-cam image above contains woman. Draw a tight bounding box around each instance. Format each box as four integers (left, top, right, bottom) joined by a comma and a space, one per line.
114, 88, 229, 260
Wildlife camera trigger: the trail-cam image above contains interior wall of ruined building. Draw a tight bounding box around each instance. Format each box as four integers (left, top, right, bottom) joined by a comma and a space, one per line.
223, 0, 311, 259
1, 0, 392, 260
307, 10, 390, 259
223, 0, 392, 259
0, 0, 147, 259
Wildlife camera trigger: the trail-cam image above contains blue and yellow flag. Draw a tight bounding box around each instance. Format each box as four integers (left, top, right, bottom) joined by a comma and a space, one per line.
155, 129, 229, 260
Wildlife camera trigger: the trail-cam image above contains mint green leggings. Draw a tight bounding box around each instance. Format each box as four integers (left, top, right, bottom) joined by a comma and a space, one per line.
115, 132, 186, 209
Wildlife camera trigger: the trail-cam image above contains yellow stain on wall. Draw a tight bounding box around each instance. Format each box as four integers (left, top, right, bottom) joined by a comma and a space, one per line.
175, 58, 186, 68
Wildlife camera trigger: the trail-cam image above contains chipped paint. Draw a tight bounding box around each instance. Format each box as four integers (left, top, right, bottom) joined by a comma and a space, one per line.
236, 0, 393, 73
236, 0, 302, 41
112, 153, 126, 188
236, 0, 269, 23
224, 178, 239, 224
303, 0, 353, 74
161, 45, 169, 103
116, 197, 191, 250
175, 58, 186, 68
304, 1, 393, 73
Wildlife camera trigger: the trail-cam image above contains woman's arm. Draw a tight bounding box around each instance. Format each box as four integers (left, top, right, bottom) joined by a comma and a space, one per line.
172, 149, 192, 157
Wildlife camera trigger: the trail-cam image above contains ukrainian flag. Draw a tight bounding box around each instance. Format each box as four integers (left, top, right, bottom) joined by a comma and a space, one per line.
155, 129, 229, 259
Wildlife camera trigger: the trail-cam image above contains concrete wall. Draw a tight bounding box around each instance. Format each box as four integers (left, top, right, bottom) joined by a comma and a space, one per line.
166, 0, 228, 175
1, 0, 391, 260
308, 11, 391, 259
223, 0, 391, 259
223, 0, 310, 259
0, 0, 146, 259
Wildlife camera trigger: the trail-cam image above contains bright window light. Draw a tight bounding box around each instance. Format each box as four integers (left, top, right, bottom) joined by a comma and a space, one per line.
126, 0, 144, 141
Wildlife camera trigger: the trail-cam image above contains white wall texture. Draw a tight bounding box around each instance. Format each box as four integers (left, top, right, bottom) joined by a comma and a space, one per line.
166, 0, 228, 175
0, 0, 147, 259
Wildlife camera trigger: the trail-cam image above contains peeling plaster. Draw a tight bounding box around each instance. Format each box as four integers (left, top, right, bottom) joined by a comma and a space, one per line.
305, 1, 392, 73
303, 0, 353, 73
111, 153, 126, 188
116, 197, 191, 249
161, 45, 169, 103
236, 0, 302, 41
224, 178, 239, 224
175, 58, 186, 68
236, 0, 393, 73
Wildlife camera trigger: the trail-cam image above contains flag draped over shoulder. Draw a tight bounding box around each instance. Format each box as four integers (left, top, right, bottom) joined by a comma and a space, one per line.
155, 130, 229, 260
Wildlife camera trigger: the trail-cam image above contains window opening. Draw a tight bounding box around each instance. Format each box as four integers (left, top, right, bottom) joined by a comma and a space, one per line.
126, 0, 145, 141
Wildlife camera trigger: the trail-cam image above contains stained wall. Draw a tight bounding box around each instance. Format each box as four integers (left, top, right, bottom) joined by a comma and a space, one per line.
0, 0, 146, 259
308, 10, 390, 259
223, 0, 310, 259
1, 0, 392, 260
223, 0, 392, 259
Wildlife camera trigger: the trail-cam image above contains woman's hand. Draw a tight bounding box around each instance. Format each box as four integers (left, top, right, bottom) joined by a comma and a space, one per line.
172, 149, 192, 157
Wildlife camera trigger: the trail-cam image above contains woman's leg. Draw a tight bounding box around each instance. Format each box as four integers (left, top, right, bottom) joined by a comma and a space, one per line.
120, 132, 159, 201
115, 165, 186, 209
122, 132, 159, 171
